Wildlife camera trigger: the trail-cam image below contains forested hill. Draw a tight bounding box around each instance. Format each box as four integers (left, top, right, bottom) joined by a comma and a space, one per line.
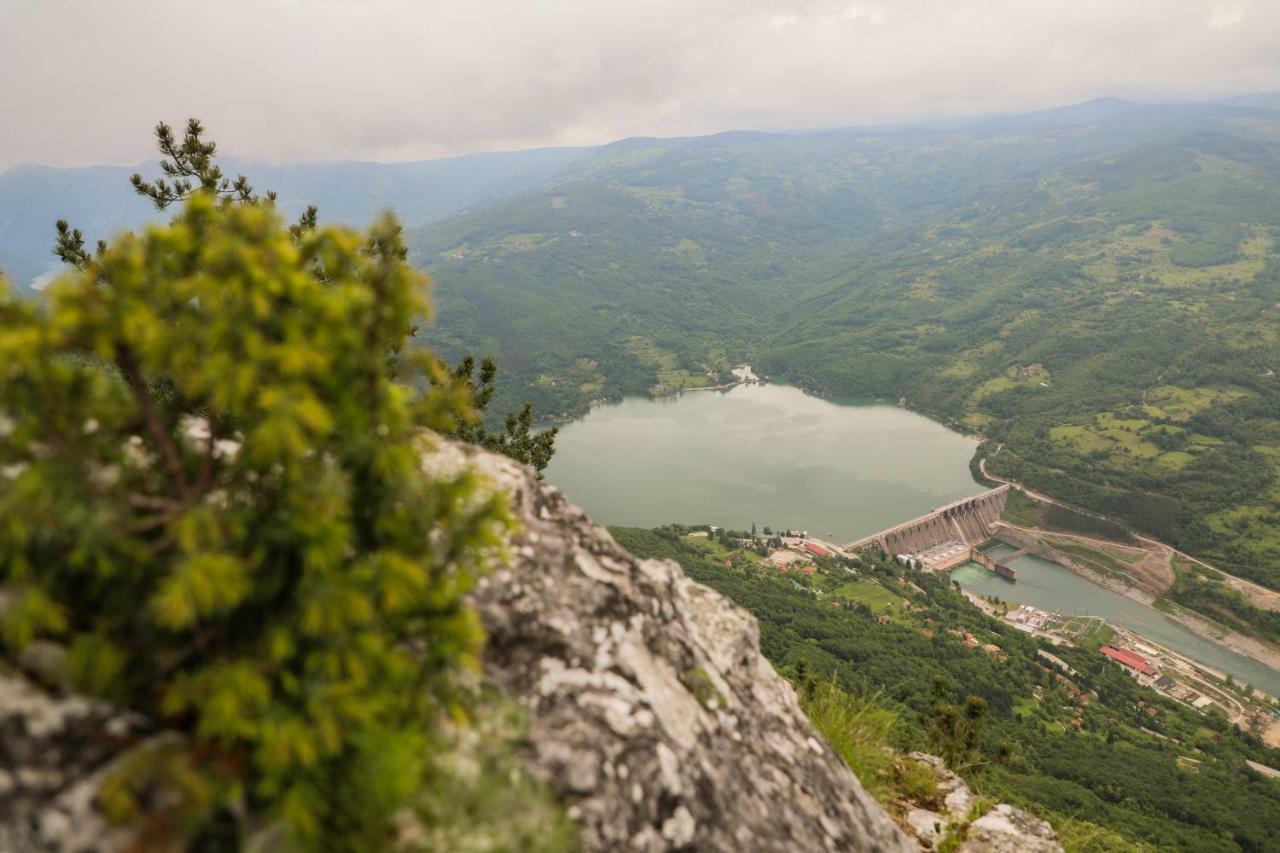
408, 97, 1280, 613
0, 145, 594, 290
613, 526, 1280, 852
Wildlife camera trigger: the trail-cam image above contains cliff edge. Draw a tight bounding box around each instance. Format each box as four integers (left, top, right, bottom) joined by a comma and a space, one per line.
1, 438, 1060, 851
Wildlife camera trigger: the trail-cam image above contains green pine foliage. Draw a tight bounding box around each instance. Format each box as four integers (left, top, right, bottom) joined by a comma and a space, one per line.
0, 196, 514, 847
51, 117, 556, 478
450, 355, 558, 476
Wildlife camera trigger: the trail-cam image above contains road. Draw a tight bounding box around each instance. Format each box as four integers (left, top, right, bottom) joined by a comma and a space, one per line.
978, 457, 1280, 610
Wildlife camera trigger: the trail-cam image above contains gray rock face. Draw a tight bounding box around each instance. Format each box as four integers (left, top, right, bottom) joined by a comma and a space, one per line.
959, 804, 1060, 853
0, 672, 149, 852
896, 754, 1061, 853
460, 441, 916, 852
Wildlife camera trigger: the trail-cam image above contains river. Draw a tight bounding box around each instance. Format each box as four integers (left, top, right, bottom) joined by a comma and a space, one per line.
543, 379, 981, 542
952, 547, 1280, 698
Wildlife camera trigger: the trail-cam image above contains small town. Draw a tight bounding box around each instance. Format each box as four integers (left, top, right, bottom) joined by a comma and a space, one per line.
993, 602, 1277, 738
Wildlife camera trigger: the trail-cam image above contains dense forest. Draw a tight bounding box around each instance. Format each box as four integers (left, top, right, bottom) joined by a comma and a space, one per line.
405, 98, 1280, 638
613, 526, 1280, 852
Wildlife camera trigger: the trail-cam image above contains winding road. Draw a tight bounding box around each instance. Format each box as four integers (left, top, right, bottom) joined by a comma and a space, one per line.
978, 457, 1280, 611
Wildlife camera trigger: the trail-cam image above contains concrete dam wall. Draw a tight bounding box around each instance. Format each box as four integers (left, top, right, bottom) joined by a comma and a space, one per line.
844, 485, 1010, 556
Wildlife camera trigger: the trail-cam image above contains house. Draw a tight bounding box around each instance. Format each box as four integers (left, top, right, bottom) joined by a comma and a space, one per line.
803, 542, 830, 558
1099, 646, 1157, 678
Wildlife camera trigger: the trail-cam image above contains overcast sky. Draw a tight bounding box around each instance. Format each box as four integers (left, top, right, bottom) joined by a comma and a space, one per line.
2, 0, 1279, 170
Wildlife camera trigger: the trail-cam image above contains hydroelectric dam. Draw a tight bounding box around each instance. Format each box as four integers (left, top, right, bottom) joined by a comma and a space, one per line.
841, 485, 1017, 578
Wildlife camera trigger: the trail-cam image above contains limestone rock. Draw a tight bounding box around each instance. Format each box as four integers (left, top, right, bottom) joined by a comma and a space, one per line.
959, 804, 1061, 853
900, 754, 1061, 853
0, 671, 148, 852
457, 439, 916, 852
905, 808, 947, 847
908, 752, 976, 821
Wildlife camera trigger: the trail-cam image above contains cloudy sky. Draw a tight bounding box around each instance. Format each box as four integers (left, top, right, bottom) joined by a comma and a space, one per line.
2, 0, 1278, 170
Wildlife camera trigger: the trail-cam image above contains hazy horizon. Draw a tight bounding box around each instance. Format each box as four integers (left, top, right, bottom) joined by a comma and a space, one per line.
2, 90, 1276, 175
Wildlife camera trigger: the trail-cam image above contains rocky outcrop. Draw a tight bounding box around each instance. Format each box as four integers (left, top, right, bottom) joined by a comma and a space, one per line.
961, 805, 1060, 853
455, 440, 914, 852
1, 439, 1059, 852
0, 670, 149, 852
894, 753, 1061, 853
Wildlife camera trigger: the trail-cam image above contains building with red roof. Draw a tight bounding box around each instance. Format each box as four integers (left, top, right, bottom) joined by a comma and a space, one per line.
1099, 645, 1157, 677
803, 542, 830, 558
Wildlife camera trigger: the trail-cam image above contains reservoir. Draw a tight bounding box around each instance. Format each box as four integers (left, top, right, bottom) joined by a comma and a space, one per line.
952, 548, 1280, 698
543, 379, 980, 541
546, 379, 1280, 694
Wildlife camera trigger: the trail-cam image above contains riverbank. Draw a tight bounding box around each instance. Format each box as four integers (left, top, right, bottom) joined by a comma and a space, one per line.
993, 521, 1157, 602
1157, 601, 1280, 673
956, 560, 1280, 722
979, 460, 1280, 675
992, 520, 1280, 674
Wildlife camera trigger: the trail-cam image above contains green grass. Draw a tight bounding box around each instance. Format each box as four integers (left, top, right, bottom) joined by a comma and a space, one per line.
1001, 489, 1042, 527
834, 580, 904, 613
799, 680, 940, 809
970, 364, 1051, 403
799, 681, 899, 803
1050, 540, 1133, 581
1053, 817, 1159, 853
1079, 621, 1114, 650
1141, 385, 1246, 422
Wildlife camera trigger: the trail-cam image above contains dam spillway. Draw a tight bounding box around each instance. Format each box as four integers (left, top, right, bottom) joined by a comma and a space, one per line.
842, 485, 1010, 569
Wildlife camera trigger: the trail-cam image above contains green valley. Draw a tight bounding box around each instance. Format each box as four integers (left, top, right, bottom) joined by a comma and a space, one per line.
410, 98, 1280, 639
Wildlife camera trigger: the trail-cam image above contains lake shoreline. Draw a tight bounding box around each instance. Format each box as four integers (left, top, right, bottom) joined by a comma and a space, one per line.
544, 374, 981, 548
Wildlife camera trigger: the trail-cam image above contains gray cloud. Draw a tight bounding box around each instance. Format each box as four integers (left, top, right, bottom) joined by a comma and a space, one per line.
2, 0, 1278, 169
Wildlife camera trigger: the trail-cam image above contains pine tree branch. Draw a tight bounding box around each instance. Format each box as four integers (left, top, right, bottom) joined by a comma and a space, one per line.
115, 343, 191, 498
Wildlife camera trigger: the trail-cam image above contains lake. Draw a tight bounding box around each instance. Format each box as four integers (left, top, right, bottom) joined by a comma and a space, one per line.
543, 380, 981, 541
952, 548, 1280, 698
546, 379, 1280, 693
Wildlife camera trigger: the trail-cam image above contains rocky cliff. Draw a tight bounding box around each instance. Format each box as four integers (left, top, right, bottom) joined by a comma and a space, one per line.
457, 441, 913, 852
1, 438, 1059, 852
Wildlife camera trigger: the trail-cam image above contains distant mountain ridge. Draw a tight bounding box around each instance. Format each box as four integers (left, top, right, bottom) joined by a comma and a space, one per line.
0, 145, 596, 289
392, 94, 1280, 634
8, 92, 1276, 291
